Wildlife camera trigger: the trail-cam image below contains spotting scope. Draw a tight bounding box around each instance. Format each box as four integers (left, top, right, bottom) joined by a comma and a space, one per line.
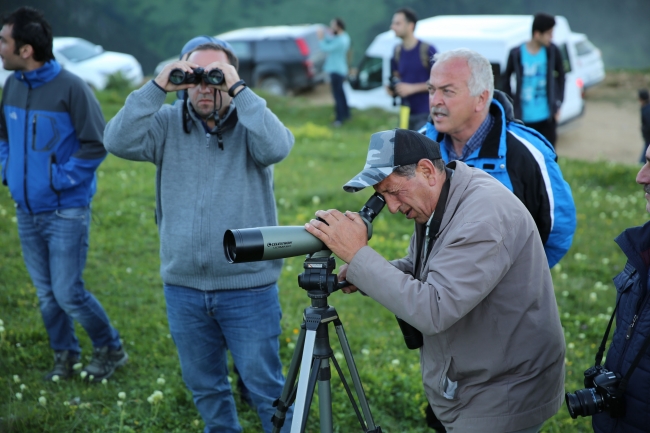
224, 193, 386, 263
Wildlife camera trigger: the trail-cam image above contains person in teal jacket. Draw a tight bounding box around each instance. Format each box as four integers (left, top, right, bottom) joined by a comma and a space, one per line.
318, 18, 351, 127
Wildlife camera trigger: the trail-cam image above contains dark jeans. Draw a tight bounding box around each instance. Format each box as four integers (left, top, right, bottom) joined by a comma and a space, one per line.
330, 73, 350, 122
16, 206, 121, 355
526, 117, 557, 147
164, 283, 292, 433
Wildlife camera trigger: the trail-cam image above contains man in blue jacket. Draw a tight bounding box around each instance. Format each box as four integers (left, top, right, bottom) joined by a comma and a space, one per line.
425, 48, 575, 269
591, 146, 650, 433
0, 7, 125, 382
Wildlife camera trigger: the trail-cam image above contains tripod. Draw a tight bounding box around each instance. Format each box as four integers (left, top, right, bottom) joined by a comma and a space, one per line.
270, 250, 382, 433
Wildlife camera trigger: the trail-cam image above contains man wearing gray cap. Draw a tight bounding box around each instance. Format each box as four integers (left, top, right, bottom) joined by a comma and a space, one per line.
305, 128, 565, 433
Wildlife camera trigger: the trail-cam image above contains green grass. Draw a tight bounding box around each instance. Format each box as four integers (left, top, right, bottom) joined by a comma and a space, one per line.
1, 87, 648, 432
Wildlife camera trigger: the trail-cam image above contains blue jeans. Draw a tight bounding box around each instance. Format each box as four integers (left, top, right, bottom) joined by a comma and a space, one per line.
164, 283, 293, 433
330, 73, 350, 122
16, 207, 121, 355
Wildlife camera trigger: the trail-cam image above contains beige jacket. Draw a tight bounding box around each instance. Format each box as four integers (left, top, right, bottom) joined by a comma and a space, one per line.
347, 161, 565, 432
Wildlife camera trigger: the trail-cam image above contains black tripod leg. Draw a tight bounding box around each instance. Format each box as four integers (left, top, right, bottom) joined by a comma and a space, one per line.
271, 326, 307, 433
334, 319, 380, 432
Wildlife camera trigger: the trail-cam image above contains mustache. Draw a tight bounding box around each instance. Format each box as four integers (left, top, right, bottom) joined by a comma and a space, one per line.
431, 107, 449, 117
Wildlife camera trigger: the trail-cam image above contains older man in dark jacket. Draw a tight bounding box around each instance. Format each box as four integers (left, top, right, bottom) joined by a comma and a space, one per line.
591, 146, 650, 433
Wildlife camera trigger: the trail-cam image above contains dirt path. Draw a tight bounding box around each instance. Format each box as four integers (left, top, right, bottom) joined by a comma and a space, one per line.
557, 99, 643, 165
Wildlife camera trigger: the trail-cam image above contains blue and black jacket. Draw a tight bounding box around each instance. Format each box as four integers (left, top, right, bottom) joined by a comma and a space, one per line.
0, 60, 106, 214
424, 92, 576, 267
592, 222, 650, 433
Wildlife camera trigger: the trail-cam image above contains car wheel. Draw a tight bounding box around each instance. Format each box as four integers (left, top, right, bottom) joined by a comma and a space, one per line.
258, 76, 286, 96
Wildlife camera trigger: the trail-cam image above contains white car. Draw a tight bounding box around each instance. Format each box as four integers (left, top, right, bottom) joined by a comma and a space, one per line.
1, 37, 143, 90
569, 32, 605, 90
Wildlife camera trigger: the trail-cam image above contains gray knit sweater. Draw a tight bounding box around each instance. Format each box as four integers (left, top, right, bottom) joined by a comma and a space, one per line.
104, 81, 294, 290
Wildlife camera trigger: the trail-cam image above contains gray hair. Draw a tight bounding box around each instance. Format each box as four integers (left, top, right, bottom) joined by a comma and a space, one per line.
393, 159, 445, 178
432, 48, 494, 103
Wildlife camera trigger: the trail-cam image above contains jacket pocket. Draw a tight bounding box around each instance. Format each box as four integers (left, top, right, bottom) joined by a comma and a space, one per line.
49, 154, 61, 195
31, 114, 58, 152
439, 357, 458, 400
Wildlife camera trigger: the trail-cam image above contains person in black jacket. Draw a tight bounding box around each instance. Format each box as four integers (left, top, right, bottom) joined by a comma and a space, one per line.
502, 13, 565, 147
638, 89, 650, 163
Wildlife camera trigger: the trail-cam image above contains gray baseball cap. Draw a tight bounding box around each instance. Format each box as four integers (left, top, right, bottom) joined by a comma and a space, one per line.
343, 129, 443, 193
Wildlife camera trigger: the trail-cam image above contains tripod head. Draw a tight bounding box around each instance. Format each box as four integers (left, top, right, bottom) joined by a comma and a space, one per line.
297, 250, 340, 305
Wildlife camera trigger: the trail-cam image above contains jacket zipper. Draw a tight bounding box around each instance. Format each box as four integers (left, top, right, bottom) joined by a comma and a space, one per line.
22, 73, 33, 213
616, 284, 650, 373
32, 115, 37, 150
625, 292, 650, 340
48, 153, 61, 206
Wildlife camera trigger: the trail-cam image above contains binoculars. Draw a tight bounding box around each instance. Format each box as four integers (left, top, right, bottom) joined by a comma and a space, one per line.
169, 67, 224, 86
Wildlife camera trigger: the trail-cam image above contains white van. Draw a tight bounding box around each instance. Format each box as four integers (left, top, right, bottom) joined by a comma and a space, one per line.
346, 15, 586, 125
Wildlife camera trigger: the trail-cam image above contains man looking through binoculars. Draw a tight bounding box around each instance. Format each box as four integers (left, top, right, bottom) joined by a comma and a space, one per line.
104, 40, 294, 433
305, 129, 565, 433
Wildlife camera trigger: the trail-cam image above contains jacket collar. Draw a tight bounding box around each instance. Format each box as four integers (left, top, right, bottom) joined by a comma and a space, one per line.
615, 220, 650, 275
15, 60, 61, 89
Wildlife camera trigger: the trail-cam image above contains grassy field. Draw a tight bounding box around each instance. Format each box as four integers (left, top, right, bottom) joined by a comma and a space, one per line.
1, 85, 648, 432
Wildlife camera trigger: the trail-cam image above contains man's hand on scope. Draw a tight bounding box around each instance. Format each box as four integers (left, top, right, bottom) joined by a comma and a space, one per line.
305, 209, 367, 264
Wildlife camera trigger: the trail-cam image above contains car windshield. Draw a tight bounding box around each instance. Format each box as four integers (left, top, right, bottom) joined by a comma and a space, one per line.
57, 40, 102, 63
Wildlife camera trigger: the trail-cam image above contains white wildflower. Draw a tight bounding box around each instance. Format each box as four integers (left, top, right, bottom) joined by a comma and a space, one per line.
361, 348, 370, 356
38, 396, 47, 407
51, 375, 60, 383
13, 375, 20, 383
118, 392, 126, 400
73, 363, 83, 370
157, 377, 165, 385
80, 371, 88, 379
391, 359, 400, 366
15, 392, 22, 401
147, 390, 164, 405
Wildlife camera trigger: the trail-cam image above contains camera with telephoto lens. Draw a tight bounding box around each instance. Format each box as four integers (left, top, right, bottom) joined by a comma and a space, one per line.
169, 67, 225, 86
565, 365, 625, 419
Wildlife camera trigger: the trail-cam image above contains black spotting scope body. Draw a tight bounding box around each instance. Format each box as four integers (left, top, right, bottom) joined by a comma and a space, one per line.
224, 193, 386, 263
